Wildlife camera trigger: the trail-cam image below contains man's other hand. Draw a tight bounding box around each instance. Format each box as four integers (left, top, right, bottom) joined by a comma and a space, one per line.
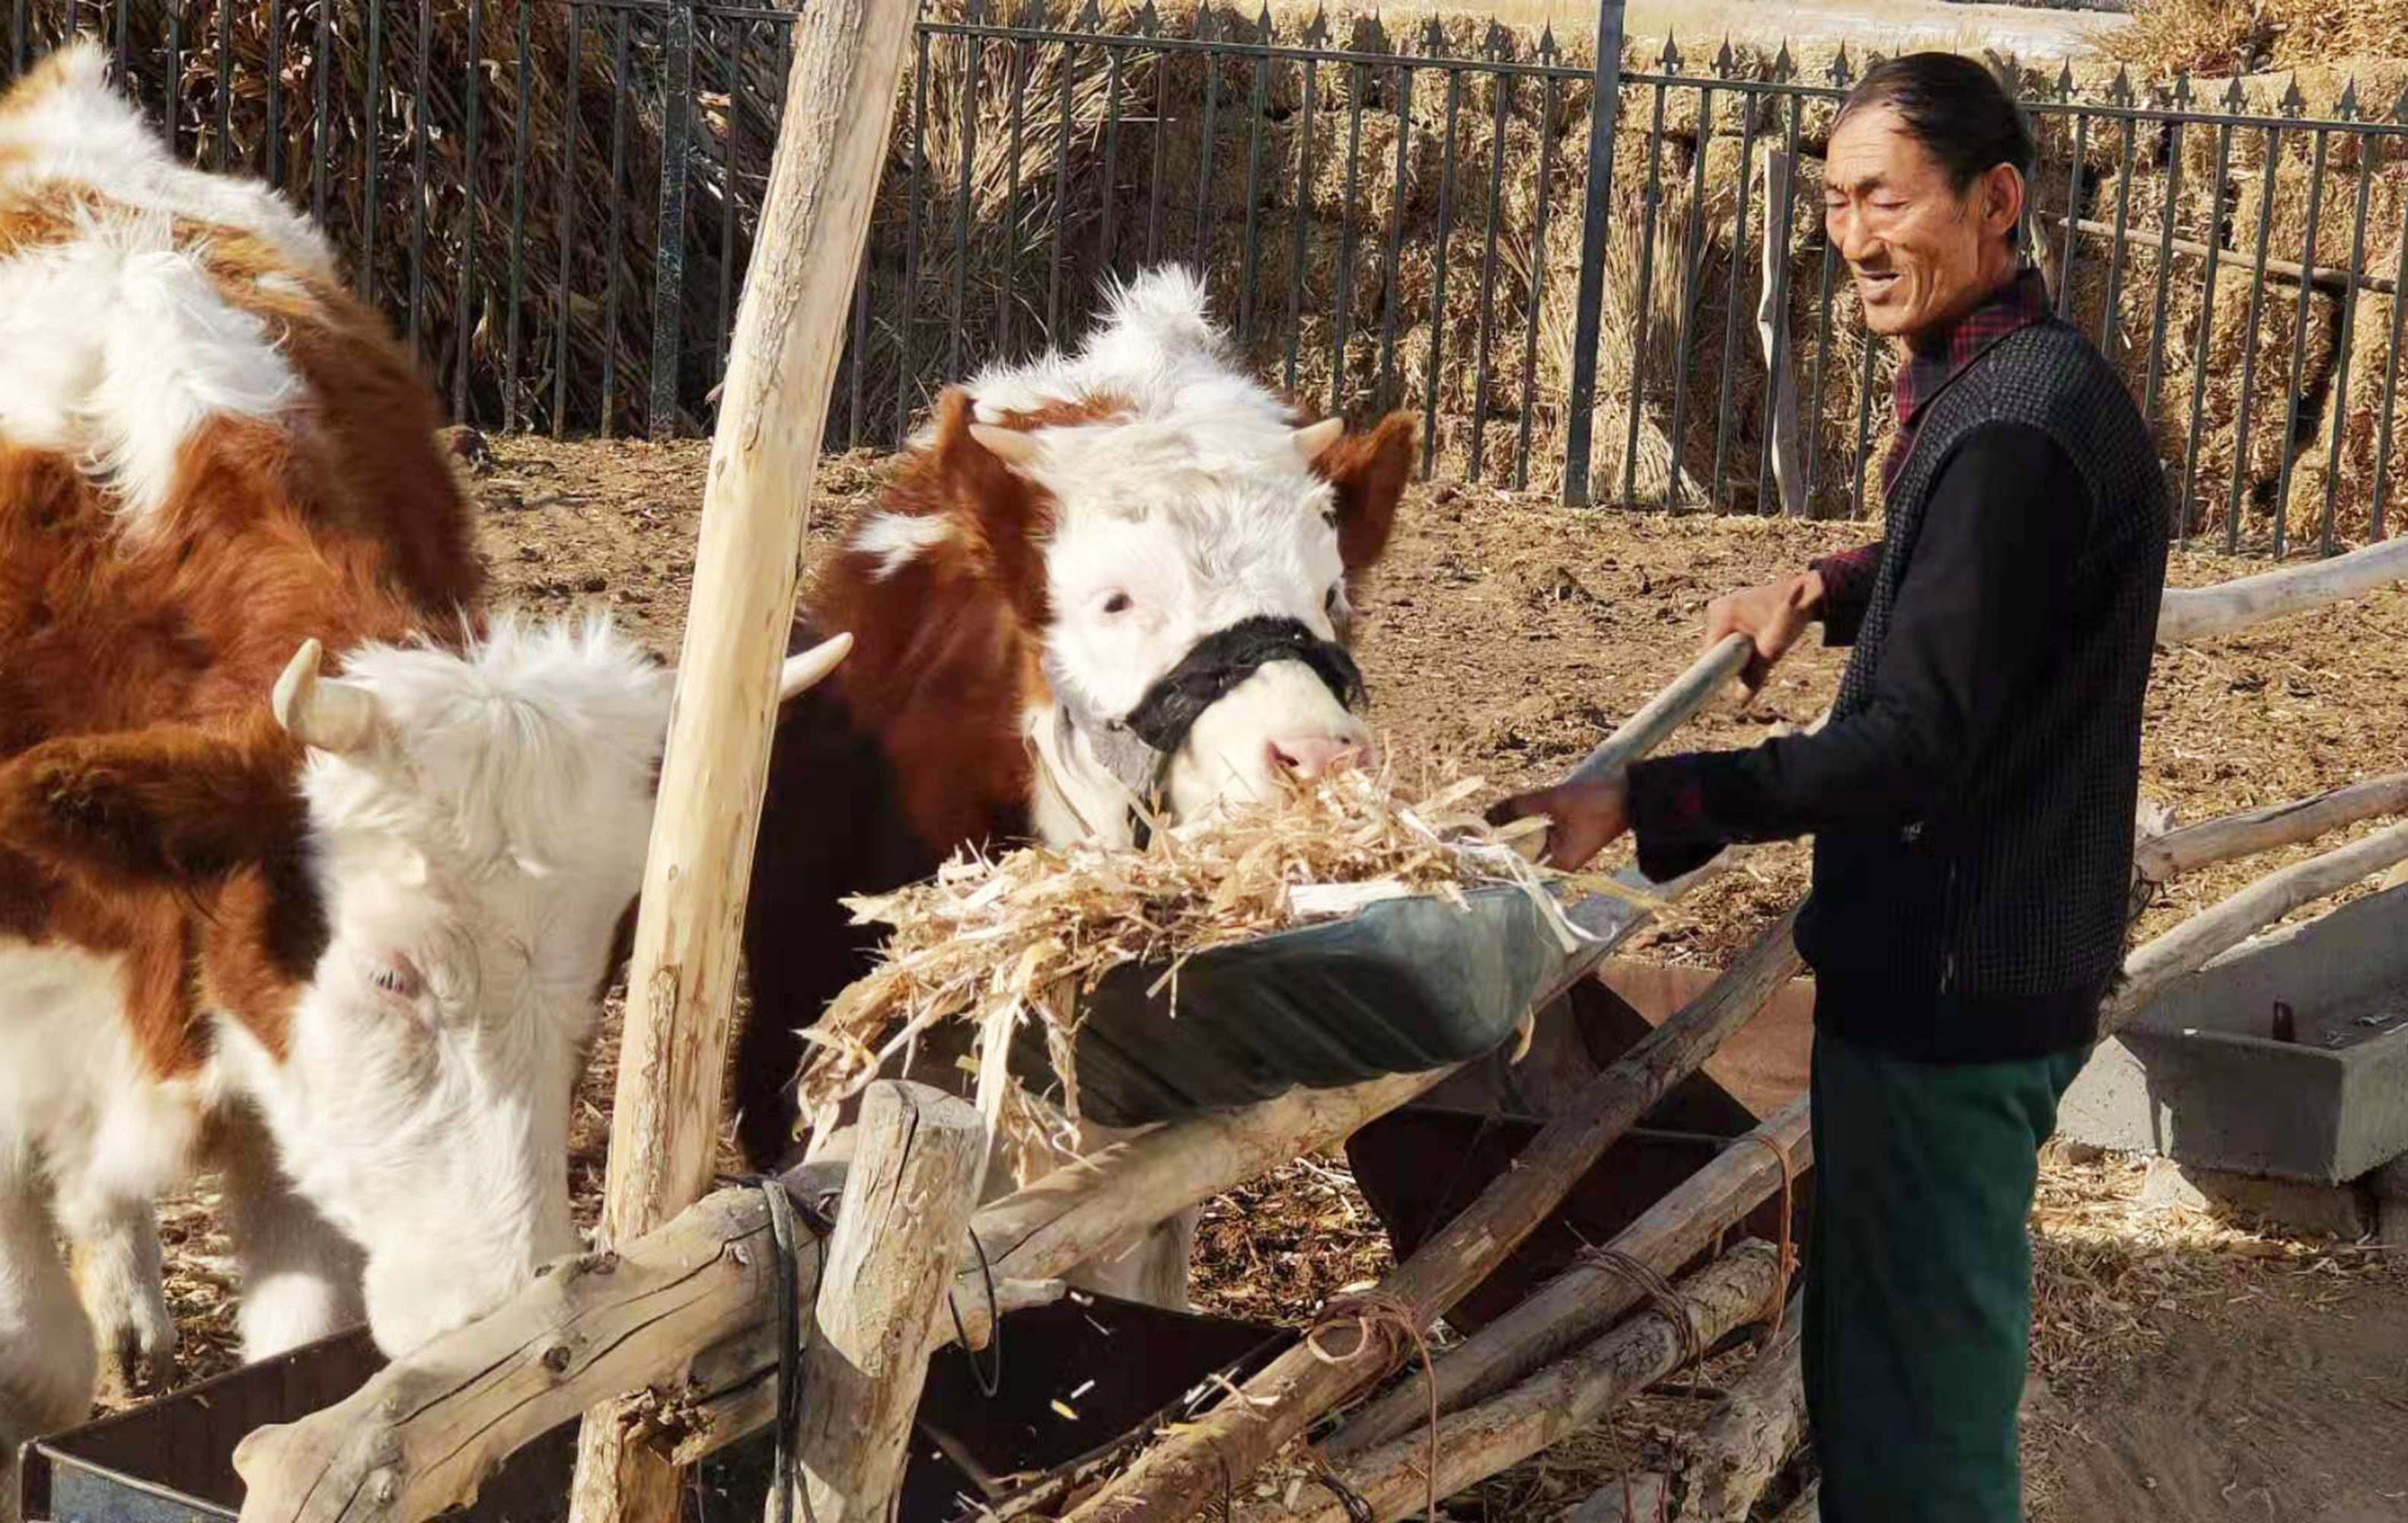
1488, 772, 1631, 872
1705, 569, 1824, 690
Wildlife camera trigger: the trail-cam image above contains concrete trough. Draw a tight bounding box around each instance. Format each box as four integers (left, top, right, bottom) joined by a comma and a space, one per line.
2058, 884, 2408, 1185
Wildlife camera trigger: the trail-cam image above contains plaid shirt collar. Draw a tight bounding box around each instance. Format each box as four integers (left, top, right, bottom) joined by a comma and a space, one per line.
1892, 264, 2052, 433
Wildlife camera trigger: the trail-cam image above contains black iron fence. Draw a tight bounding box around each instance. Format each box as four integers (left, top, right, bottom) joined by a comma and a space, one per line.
5, 0, 2406, 551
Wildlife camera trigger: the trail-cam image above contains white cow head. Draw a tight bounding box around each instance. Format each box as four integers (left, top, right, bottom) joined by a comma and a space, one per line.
0, 618, 847, 1354
853, 267, 1415, 845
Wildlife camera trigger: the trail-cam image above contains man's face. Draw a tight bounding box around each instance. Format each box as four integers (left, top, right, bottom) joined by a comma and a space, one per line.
1824, 104, 2019, 340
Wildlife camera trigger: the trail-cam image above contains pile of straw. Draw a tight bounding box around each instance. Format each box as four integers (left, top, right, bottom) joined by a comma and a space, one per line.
2110, 0, 2408, 78
793, 765, 1635, 1164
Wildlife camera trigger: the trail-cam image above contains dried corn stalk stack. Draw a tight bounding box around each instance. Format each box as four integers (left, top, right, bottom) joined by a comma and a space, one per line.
796, 764, 1646, 1167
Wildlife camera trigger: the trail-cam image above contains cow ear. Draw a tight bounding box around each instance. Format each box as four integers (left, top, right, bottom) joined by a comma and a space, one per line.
929, 386, 1050, 613
932, 387, 1035, 509
0, 719, 302, 889
1318, 411, 1416, 576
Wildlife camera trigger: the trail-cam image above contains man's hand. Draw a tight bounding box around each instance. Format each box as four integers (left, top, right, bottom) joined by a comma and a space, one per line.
1488, 772, 1631, 872
1705, 569, 1825, 691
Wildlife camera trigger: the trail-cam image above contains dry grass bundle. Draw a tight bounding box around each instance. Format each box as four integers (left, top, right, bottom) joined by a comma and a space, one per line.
793, 764, 1638, 1166
26, 0, 2400, 523
2112, 0, 2408, 78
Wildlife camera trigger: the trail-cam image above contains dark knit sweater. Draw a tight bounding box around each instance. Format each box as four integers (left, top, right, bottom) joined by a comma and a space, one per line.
1628, 278, 2170, 1064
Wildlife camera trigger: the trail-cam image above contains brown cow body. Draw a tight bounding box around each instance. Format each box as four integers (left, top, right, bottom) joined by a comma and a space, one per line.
0, 46, 710, 1507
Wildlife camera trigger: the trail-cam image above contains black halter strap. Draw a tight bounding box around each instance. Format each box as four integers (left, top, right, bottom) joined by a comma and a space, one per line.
1048, 616, 1366, 848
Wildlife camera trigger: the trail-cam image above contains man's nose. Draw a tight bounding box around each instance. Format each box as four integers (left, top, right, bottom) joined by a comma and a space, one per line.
1829, 206, 1875, 263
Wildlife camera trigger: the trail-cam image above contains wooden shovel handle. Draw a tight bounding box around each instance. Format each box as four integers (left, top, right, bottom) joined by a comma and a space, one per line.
1568, 633, 1753, 784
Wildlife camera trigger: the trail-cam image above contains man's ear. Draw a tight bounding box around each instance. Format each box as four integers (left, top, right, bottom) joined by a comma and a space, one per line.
0, 717, 304, 890
1981, 161, 2024, 245
1316, 411, 1417, 577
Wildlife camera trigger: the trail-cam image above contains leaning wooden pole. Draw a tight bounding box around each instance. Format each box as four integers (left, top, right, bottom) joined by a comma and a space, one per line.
2133, 771, 2408, 883
565, 5, 914, 1522
1325, 1094, 1810, 1458
2108, 816, 2408, 1032
2154, 534, 2408, 645
1229, 1243, 1787, 1523
1062, 908, 1804, 1523
1674, 1293, 1809, 1523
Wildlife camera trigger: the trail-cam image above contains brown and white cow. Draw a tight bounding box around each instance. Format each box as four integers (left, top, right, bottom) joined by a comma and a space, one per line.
0, 43, 840, 1499
739, 267, 1415, 1306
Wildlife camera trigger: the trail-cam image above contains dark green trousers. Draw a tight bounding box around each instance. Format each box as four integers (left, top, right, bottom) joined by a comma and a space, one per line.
1803, 1027, 2089, 1523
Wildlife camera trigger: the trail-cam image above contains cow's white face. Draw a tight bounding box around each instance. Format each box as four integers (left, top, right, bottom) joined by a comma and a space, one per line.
907, 266, 1416, 846
255, 618, 671, 1352
996, 413, 1382, 832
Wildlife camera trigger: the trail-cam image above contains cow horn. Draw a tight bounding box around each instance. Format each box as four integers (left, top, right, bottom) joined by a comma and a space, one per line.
968, 423, 1041, 466
272, 639, 381, 755
1292, 417, 1344, 464
779, 632, 853, 702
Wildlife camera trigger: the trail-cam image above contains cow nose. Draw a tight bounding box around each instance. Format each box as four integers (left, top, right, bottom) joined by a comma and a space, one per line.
1268, 736, 1369, 781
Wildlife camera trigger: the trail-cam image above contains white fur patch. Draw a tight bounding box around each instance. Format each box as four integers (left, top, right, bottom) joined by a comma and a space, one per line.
0, 42, 320, 534
0, 44, 332, 279
847, 510, 957, 580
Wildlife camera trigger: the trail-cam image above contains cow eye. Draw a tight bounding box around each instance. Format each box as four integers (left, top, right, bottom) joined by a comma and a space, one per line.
368, 953, 425, 1002
1101, 591, 1134, 615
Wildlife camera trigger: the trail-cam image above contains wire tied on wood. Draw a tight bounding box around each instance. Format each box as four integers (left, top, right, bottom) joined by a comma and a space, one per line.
1726, 1132, 1799, 1352
1576, 1249, 1708, 1371
1305, 1291, 1440, 1523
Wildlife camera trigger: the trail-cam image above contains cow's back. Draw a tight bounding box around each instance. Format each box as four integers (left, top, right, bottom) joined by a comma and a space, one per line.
0, 43, 477, 761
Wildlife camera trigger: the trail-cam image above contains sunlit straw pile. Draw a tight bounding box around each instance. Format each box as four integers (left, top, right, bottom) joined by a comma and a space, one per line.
794, 764, 1643, 1168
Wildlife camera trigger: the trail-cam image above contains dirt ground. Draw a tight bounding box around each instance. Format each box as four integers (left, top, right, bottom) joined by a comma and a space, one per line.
136, 432, 2408, 1522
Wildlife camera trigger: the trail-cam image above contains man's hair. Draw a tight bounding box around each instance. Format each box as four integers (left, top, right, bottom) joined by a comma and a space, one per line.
1834, 53, 2035, 190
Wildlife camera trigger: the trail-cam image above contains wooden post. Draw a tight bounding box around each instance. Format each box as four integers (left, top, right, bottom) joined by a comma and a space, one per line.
791, 1082, 987, 1521
566, 2, 915, 1521
2154, 535, 2408, 645
2108, 818, 2408, 1031
1673, 1294, 1807, 1523
1227, 1243, 1785, 1523
1756, 152, 1807, 518
2133, 771, 2408, 883
1061, 910, 1804, 1523
1326, 1094, 1810, 1458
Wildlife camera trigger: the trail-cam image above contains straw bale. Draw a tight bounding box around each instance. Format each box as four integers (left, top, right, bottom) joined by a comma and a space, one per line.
2111, 0, 2408, 79
791, 765, 1644, 1173
46, 0, 2387, 516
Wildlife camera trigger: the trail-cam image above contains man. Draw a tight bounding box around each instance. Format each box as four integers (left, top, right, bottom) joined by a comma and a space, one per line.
1497, 53, 2170, 1523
